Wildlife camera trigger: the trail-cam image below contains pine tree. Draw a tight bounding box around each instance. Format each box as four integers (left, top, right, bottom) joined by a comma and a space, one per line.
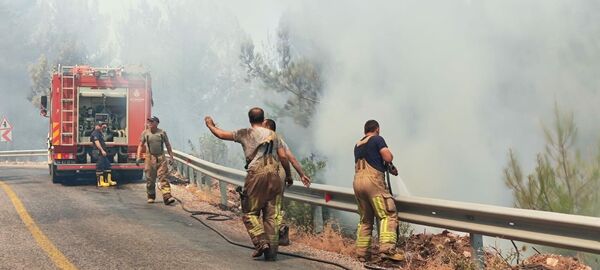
503, 104, 600, 266
240, 22, 322, 128
504, 105, 599, 216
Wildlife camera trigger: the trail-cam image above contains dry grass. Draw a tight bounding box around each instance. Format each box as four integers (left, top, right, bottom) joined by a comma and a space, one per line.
290, 221, 356, 257
184, 177, 358, 257
170, 180, 362, 269
518, 254, 592, 270
175, 175, 591, 270
185, 184, 221, 205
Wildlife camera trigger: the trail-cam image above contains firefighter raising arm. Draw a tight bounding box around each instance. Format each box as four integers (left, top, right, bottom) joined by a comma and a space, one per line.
204, 116, 234, 141
204, 108, 290, 260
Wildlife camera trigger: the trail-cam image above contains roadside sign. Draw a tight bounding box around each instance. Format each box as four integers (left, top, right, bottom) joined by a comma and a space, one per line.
0, 117, 13, 142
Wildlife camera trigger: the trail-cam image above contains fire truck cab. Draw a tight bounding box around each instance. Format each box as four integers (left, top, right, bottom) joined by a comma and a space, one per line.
40, 65, 151, 183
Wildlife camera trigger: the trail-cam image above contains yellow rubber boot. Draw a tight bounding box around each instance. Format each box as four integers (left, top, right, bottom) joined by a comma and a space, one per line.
106, 172, 117, 186
96, 173, 104, 187
99, 175, 110, 187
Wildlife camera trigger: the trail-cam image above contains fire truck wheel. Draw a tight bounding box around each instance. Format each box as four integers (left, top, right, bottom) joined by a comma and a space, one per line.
50, 165, 63, 184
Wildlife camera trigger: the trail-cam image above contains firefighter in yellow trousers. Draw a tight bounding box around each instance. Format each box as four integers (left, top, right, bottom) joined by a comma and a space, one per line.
263, 118, 311, 246
353, 120, 404, 262
204, 107, 292, 261
136, 116, 175, 205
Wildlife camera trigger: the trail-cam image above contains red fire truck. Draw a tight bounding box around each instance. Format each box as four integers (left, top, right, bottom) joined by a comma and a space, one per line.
40, 65, 151, 183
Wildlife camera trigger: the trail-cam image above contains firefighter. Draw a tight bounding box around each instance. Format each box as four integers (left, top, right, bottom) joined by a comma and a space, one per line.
90, 122, 116, 187
135, 116, 176, 205
353, 120, 404, 262
263, 118, 310, 246
204, 108, 292, 261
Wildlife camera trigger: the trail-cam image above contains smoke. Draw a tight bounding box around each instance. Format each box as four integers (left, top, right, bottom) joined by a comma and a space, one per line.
3, 0, 600, 207
0, 0, 115, 150
266, 1, 600, 205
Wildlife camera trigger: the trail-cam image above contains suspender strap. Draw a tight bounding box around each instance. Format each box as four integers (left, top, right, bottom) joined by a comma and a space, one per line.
145, 132, 165, 155
245, 140, 273, 170
356, 159, 367, 171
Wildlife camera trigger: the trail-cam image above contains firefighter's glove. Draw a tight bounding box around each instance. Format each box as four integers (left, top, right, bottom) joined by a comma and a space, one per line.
135, 159, 141, 166
285, 176, 293, 188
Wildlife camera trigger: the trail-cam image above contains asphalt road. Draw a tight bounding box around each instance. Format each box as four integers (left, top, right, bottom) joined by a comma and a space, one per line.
0, 167, 340, 270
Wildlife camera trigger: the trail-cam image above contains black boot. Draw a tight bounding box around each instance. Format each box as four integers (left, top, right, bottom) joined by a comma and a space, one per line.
252, 241, 270, 258
163, 193, 175, 205
264, 244, 278, 261
278, 224, 290, 246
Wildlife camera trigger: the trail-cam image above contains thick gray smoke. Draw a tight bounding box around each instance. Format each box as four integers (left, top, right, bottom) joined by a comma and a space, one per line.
3, 0, 600, 208
266, 1, 600, 206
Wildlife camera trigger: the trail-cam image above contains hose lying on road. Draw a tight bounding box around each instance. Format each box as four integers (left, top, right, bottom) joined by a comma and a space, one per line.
171, 196, 352, 270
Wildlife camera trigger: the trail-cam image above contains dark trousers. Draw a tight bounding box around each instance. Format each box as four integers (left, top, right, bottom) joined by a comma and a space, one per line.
96, 156, 111, 172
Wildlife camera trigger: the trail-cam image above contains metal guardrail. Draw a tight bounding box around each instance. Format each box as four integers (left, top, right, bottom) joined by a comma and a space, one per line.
0, 149, 47, 157
171, 150, 600, 255
2, 149, 599, 256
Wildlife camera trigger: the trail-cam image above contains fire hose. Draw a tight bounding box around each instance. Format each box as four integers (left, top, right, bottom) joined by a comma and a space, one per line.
170, 195, 351, 270
166, 161, 351, 269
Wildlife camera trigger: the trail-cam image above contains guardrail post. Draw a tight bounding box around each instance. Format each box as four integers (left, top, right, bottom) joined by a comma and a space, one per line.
470, 233, 484, 269
198, 173, 206, 189
173, 160, 178, 174
313, 206, 324, 233
187, 167, 194, 185
193, 171, 200, 188
202, 174, 212, 189
219, 181, 228, 208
